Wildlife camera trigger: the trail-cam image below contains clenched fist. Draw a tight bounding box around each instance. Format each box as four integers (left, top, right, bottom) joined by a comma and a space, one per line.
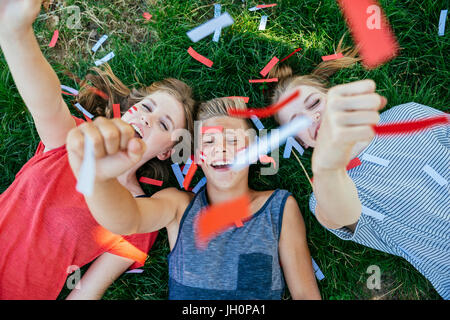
67, 117, 147, 182
312, 79, 387, 172
0, 0, 44, 37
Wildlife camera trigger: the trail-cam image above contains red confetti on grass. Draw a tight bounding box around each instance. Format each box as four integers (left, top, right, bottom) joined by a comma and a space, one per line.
188, 47, 214, 67
183, 162, 198, 190
195, 193, 251, 249
63, 70, 109, 100
249, 78, 278, 83
49, 30, 59, 48
260, 56, 279, 77
373, 115, 449, 135
61, 90, 76, 96
321, 52, 344, 61
337, 0, 399, 69
139, 177, 163, 187
228, 89, 300, 118
256, 4, 278, 9
143, 12, 152, 21
280, 48, 302, 62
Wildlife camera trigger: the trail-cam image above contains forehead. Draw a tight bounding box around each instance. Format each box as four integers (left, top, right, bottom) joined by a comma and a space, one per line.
202, 116, 249, 131
143, 91, 185, 127
277, 85, 323, 120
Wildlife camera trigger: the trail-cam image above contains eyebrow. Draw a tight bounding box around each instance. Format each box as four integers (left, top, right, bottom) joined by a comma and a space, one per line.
150, 97, 175, 128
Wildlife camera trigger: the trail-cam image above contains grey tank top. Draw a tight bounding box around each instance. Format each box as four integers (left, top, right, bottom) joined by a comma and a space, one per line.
168, 187, 291, 300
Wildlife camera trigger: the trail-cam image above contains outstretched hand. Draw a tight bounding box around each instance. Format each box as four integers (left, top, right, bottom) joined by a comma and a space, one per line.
0, 0, 44, 36
312, 79, 387, 172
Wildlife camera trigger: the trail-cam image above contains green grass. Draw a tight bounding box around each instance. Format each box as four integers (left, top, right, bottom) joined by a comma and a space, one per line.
1, 0, 448, 300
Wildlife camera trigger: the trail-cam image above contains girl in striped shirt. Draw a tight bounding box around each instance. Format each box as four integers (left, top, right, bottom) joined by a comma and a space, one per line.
269, 40, 449, 299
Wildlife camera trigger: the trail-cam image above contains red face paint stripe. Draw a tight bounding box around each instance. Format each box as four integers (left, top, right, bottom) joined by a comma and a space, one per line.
373, 115, 449, 135
228, 89, 300, 118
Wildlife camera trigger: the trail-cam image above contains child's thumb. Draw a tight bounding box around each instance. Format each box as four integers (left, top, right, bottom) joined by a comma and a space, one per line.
127, 138, 146, 163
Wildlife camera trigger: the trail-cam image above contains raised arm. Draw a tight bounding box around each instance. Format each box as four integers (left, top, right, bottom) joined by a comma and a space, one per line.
311, 80, 386, 229
279, 196, 321, 300
0, 0, 75, 150
66, 117, 181, 235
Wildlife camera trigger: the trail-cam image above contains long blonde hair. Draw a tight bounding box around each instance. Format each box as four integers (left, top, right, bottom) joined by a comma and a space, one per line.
75, 64, 196, 180
269, 35, 360, 110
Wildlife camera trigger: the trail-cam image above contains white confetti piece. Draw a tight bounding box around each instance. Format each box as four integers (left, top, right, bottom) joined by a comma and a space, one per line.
61, 85, 78, 95
361, 153, 390, 167
125, 268, 144, 274
423, 164, 448, 186
212, 4, 222, 42
283, 136, 304, 157
362, 206, 385, 221
312, 258, 325, 281
231, 116, 312, 171
74, 103, 94, 119
187, 12, 234, 43
76, 136, 96, 197
192, 177, 207, 194
248, 6, 261, 11
258, 15, 268, 30
250, 115, 264, 130
439, 10, 448, 36
92, 35, 108, 52
182, 157, 193, 175
95, 51, 115, 66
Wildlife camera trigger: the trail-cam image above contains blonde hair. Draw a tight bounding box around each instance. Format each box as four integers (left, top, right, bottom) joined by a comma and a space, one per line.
269, 35, 360, 118
76, 64, 196, 181
196, 97, 252, 129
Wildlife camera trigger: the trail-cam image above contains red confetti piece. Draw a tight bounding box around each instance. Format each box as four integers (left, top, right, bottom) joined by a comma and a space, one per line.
280, 48, 302, 62
61, 90, 76, 96
183, 162, 198, 190
139, 177, 163, 187
195, 194, 251, 249
187, 47, 214, 68
249, 78, 278, 83
259, 155, 277, 168
321, 52, 344, 61
112, 104, 121, 118
346, 157, 362, 171
201, 126, 223, 134
228, 89, 300, 118
373, 115, 449, 135
49, 30, 59, 48
143, 12, 152, 21
63, 70, 109, 101
337, 0, 399, 69
260, 56, 279, 77
225, 96, 250, 103
84, 114, 93, 122
256, 4, 278, 9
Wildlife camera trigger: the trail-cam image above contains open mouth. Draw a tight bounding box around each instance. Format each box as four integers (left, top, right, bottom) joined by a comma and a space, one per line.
131, 124, 143, 138
210, 160, 231, 171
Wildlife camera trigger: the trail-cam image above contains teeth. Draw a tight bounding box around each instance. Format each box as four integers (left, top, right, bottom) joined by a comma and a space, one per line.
212, 161, 230, 166
131, 124, 143, 138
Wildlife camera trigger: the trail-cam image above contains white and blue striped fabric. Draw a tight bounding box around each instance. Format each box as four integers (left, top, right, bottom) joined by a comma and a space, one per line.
309, 102, 449, 299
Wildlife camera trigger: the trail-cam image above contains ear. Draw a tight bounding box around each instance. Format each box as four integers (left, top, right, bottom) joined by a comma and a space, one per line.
157, 148, 174, 161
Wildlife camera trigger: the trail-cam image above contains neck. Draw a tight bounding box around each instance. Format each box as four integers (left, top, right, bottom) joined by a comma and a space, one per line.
117, 169, 144, 197
205, 175, 251, 205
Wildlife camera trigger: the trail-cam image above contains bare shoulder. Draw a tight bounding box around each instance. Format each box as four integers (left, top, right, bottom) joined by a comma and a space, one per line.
153, 187, 194, 216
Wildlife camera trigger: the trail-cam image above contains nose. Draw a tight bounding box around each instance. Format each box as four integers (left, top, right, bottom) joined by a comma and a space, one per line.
311, 112, 321, 122
141, 113, 153, 128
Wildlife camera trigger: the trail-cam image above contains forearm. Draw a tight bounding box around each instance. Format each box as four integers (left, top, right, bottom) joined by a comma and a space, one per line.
312, 168, 361, 227
86, 179, 142, 235
0, 27, 64, 119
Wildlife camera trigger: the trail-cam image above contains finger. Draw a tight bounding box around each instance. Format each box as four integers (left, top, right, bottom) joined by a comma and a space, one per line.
330, 93, 384, 111
336, 126, 375, 144
127, 138, 146, 164
335, 111, 380, 126
66, 128, 85, 159
93, 118, 121, 155
328, 79, 376, 97
79, 123, 106, 159
110, 118, 135, 150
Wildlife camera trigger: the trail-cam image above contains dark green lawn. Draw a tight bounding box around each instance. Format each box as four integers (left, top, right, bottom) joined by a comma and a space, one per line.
0, 0, 448, 300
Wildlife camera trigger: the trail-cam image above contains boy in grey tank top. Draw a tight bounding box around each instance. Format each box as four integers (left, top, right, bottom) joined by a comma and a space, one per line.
68, 97, 321, 300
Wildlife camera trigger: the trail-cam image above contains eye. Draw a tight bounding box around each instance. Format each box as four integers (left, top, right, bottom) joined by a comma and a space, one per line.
142, 104, 152, 112
160, 120, 169, 131
203, 136, 214, 144
308, 99, 320, 110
